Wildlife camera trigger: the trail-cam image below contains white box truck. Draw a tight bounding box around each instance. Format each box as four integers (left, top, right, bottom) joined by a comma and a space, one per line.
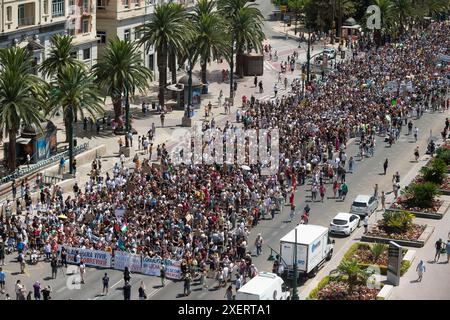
279, 225, 334, 280
236, 272, 290, 300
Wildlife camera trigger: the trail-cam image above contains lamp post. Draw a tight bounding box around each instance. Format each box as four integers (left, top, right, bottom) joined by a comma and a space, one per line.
229, 34, 234, 105
292, 227, 299, 300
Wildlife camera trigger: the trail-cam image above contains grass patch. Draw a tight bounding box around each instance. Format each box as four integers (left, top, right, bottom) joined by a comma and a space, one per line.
307, 276, 331, 300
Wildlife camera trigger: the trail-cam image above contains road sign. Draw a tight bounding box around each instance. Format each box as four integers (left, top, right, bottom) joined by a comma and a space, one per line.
387, 241, 403, 286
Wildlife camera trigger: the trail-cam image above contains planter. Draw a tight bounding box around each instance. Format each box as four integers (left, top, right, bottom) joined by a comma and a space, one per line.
313, 280, 381, 300
362, 225, 434, 248
343, 243, 411, 276
387, 196, 450, 219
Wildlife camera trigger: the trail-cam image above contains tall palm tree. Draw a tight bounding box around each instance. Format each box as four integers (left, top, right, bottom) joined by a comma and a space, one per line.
47, 65, 104, 174
0, 47, 46, 171
337, 259, 371, 294
218, 0, 264, 78
39, 34, 85, 143
193, 0, 229, 84
140, 3, 190, 109
93, 38, 153, 133
390, 0, 413, 36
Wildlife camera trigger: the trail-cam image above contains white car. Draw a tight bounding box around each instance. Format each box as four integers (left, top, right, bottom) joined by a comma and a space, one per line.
350, 195, 378, 217
330, 212, 361, 236
322, 48, 336, 59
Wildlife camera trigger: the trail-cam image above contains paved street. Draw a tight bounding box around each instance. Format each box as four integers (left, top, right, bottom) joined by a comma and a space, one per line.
0, 0, 448, 302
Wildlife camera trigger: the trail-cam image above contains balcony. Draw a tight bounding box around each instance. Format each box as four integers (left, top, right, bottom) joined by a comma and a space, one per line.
18, 16, 35, 27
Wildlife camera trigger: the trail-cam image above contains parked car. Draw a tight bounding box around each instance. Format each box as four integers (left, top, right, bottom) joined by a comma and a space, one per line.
350, 195, 378, 217
329, 212, 361, 236
322, 48, 336, 59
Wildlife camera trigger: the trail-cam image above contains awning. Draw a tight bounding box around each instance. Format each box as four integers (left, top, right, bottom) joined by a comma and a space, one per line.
16, 137, 32, 144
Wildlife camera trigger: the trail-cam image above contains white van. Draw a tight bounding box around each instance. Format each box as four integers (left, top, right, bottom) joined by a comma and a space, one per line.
350, 195, 378, 217
236, 272, 290, 300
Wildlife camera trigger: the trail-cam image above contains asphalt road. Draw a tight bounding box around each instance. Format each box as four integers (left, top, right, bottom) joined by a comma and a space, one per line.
1, 0, 447, 300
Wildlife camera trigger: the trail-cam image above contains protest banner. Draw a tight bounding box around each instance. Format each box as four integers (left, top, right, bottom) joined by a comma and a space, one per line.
113, 251, 142, 273
58, 245, 112, 268
141, 257, 182, 279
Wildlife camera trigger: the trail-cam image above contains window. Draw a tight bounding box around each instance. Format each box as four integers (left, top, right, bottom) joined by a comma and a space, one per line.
43, 0, 48, 15
68, 0, 76, 15
97, 0, 107, 8
97, 31, 106, 44
83, 0, 89, 12
67, 19, 75, 36
82, 19, 89, 33
70, 51, 77, 59
6, 6, 12, 22
148, 54, 154, 71
83, 48, 91, 60
52, 0, 65, 17
124, 29, 130, 41
124, 0, 130, 8
18, 5, 25, 25
134, 27, 142, 40
134, 0, 140, 6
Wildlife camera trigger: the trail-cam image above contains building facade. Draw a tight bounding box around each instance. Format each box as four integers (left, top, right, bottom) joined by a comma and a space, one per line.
0, 0, 98, 75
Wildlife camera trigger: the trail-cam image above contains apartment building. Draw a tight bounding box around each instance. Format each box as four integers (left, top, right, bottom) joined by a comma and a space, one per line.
0, 0, 98, 75
96, 0, 196, 79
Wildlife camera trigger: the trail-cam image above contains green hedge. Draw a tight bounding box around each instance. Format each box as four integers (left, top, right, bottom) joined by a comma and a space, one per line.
307, 276, 331, 300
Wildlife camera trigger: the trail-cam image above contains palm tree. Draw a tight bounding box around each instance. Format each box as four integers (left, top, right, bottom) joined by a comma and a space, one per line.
47, 65, 104, 174
0, 47, 46, 171
93, 38, 153, 133
193, 0, 229, 85
390, 0, 413, 36
370, 243, 386, 264
140, 3, 190, 109
337, 259, 371, 294
39, 34, 85, 143
218, 0, 265, 78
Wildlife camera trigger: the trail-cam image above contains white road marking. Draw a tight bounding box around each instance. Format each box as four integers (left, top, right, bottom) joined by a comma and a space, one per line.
110, 279, 123, 289
56, 286, 66, 293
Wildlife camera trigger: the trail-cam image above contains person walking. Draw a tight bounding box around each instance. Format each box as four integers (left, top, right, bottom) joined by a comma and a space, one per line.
383, 158, 389, 175
79, 261, 86, 284
183, 272, 191, 296
254, 75, 258, 87
123, 281, 131, 300
60, 247, 68, 268
319, 183, 326, 202
274, 83, 278, 97
340, 182, 348, 200
0, 242, 5, 266
41, 286, 51, 300
160, 112, 165, 127
255, 233, 263, 256
51, 256, 58, 279
0, 267, 5, 294
414, 146, 420, 162
138, 281, 147, 300
434, 239, 443, 262
160, 263, 166, 287
225, 285, 233, 300
381, 191, 386, 211
123, 267, 131, 283
33, 281, 41, 300
348, 156, 354, 173
373, 184, 379, 199
289, 205, 296, 222
416, 260, 425, 282
363, 215, 369, 234
446, 239, 450, 263
102, 273, 109, 295
414, 127, 419, 142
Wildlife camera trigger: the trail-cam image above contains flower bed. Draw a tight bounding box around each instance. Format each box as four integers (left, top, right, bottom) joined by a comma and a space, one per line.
367, 221, 426, 241
389, 197, 443, 214
315, 281, 380, 300
344, 243, 411, 276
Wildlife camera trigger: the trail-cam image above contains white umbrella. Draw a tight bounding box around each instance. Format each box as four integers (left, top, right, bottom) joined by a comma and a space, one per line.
241, 165, 251, 171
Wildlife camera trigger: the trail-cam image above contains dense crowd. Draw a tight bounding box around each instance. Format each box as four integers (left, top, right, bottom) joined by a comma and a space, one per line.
0, 22, 449, 294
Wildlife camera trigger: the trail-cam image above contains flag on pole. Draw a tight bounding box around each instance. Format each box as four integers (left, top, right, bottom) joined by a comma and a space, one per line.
121, 223, 128, 233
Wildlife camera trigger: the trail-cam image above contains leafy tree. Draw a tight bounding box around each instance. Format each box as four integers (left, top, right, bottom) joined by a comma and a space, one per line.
403, 182, 440, 209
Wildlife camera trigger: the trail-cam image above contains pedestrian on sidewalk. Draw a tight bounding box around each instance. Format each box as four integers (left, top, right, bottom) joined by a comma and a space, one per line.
434, 238, 443, 262
51, 256, 58, 279
348, 156, 354, 173
319, 183, 326, 202
414, 146, 420, 162
79, 260, 86, 284
184, 273, 191, 296
138, 281, 147, 300
0, 267, 5, 294
416, 260, 425, 282
381, 191, 386, 210
160, 112, 165, 127
255, 233, 263, 256
373, 184, 379, 199
254, 75, 258, 87
414, 127, 419, 142
33, 281, 41, 300
363, 215, 369, 233
225, 285, 233, 300
258, 81, 263, 93
102, 273, 109, 295
274, 84, 278, 97
446, 239, 450, 263
383, 158, 389, 175
123, 281, 131, 300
